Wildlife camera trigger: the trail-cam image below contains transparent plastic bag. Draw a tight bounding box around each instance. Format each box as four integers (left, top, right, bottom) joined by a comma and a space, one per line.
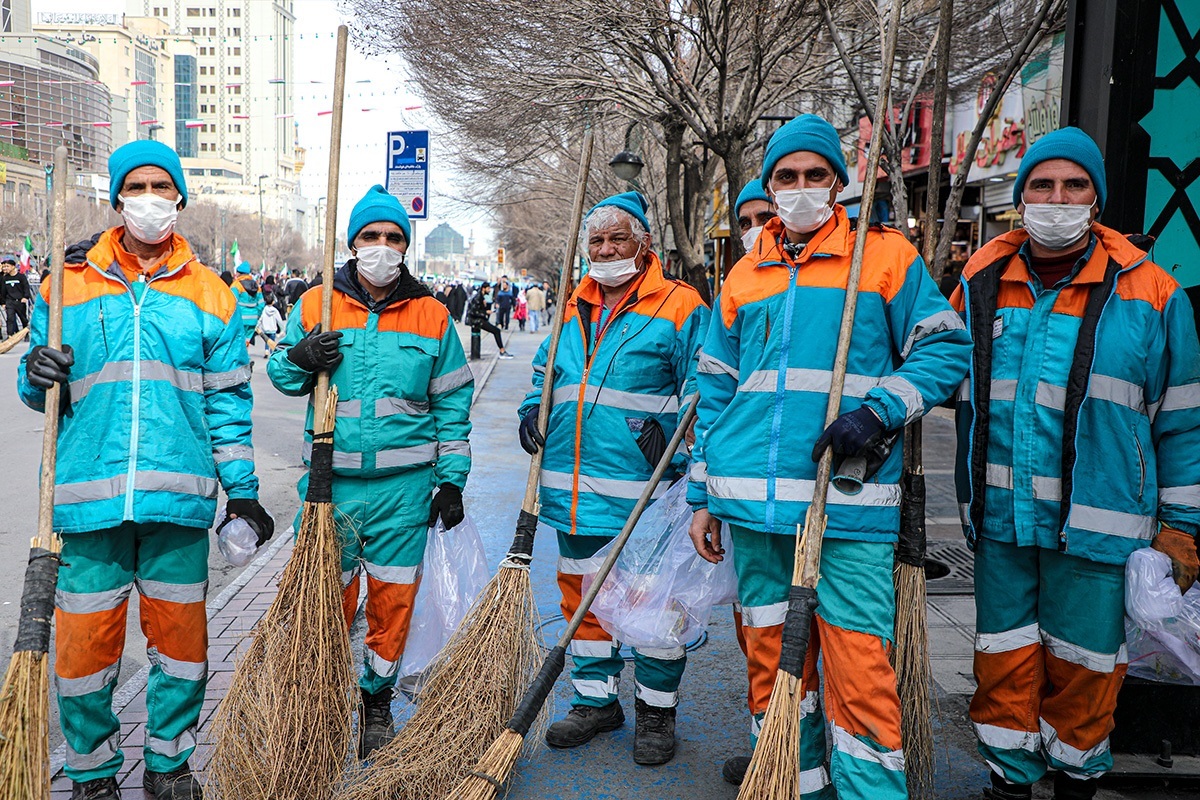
216, 512, 259, 567
1124, 547, 1200, 685
586, 480, 738, 649
399, 514, 490, 678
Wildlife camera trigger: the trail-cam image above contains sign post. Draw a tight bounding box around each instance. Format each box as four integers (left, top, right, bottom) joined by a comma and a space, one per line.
386, 129, 429, 280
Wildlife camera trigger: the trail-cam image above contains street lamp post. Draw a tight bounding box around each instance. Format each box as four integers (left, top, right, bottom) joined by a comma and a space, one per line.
608, 120, 645, 192
316, 195, 327, 254
257, 174, 269, 269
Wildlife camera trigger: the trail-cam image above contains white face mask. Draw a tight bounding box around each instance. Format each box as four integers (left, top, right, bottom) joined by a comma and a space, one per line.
118, 193, 180, 245
772, 186, 835, 234
1021, 199, 1094, 251
588, 243, 643, 287
355, 245, 405, 287
740, 225, 763, 252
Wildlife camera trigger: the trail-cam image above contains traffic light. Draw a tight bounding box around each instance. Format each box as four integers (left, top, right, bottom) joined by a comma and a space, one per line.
497, 247, 506, 264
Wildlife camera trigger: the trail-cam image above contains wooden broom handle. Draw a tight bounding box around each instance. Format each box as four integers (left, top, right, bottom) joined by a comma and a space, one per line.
312, 24, 348, 430
38, 145, 69, 542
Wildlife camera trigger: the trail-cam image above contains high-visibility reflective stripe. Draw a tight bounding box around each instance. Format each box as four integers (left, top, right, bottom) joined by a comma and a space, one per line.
302, 440, 363, 469
975, 623, 1040, 654
376, 442, 438, 469
959, 502, 971, 525
1032, 476, 1062, 500
573, 677, 617, 699
56, 583, 133, 615
1069, 505, 1156, 540
56, 476, 124, 505
213, 444, 254, 463
558, 553, 606, 576
636, 645, 686, 661
1036, 382, 1066, 411
739, 368, 880, 398
56, 662, 120, 697
533, 364, 546, 375
147, 728, 197, 759
331, 399, 362, 418
706, 476, 901, 506
991, 379, 1018, 401
1089, 375, 1145, 414
551, 383, 680, 415
986, 464, 1012, 490
742, 601, 787, 628
955, 378, 969, 403
366, 648, 400, 679
66, 732, 119, 770
1156, 383, 1200, 414
900, 310, 965, 358
1039, 718, 1110, 768
542, 470, 672, 501
70, 360, 205, 401
689, 461, 707, 482
1160, 485, 1200, 507
147, 648, 208, 682
203, 365, 252, 391
750, 714, 763, 737
800, 766, 832, 793
973, 721, 1040, 752
437, 440, 471, 459
55, 470, 219, 505
376, 397, 430, 417
877, 374, 925, 424
1042, 632, 1127, 673
697, 351, 739, 380
831, 724, 904, 771
799, 690, 819, 716
429, 365, 474, 396
635, 682, 678, 707
569, 639, 616, 658
137, 577, 207, 605
363, 561, 420, 585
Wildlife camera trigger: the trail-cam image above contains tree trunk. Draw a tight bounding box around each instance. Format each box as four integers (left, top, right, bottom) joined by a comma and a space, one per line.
923, 0, 953, 279
663, 117, 711, 304
721, 136, 751, 262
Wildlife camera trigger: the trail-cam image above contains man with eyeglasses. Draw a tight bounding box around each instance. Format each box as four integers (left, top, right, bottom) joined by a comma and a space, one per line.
267, 184, 474, 758
951, 127, 1200, 800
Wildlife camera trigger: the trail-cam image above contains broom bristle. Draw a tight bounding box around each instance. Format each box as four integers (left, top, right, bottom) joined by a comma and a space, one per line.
0, 651, 51, 800
893, 562, 935, 800
337, 565, 541, 800
444, 728, 525, 800
736, 670, 802, 800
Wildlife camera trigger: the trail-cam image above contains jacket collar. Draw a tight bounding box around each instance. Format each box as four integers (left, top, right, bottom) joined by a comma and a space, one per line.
573, 251, 669, 308
965, 222, 1148, 286
86, 227, 197, 283
332, 259, 432, 311
754, 205, 851, 268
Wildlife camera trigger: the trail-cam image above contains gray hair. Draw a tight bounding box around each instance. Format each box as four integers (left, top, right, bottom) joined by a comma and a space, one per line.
580, 205, 650, 252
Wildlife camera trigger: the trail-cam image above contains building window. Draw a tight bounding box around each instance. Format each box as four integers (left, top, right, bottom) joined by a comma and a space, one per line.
234, 124, 241, 133
200, 85, 207, 94
234, 143, 242, 152
209, 7, 216, 16
187, 7, 200, 16
231, 7, 240, 16
188, 27, 200, 36
232, 47, 241, 55
208, 27, 216, 35
201, 143, 208, 152
230, 27, 240, 36
232, 85, 241, 95
230, 66, 240, 76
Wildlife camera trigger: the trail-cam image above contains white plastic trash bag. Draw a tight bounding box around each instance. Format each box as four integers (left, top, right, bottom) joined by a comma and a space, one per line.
586, 480, 738, 650
216, 509, 259, 567
1124, 547, 1200, 685
399, 514, 490, 678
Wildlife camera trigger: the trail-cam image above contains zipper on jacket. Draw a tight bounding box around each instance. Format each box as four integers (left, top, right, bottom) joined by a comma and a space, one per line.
124, 275, 146, 521
1132, 424, 1145, 502
765, 264, 798, 532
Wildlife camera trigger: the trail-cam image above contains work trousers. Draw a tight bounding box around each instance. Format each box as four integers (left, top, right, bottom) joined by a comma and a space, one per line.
300, 468, 434, 694
971, 537, 1127, 785
730, 526, 907, 800
55, 523, 209, 782
556, 531, 687, 708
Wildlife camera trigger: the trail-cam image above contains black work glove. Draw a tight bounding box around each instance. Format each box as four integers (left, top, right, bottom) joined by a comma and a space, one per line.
812, 405, 886, 461
64, 232, 103, 264
286, 323, 343, 373
428, 484, 465, 529
518, 407, 545, 455
636, 417, 668, 469
223, 498, 276, 546
27, 344, 74, 389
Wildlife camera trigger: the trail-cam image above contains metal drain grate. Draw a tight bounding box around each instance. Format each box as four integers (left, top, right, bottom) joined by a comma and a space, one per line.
925, 540, 975, 595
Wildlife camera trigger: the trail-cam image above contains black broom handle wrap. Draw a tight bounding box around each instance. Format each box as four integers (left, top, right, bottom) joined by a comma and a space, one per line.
776, 585, 818, 679
13, 547, 61, 654
896, 470, 927, 567
304, 434, 335, 503
507, 509, 539, 560
507, 645, 567, 736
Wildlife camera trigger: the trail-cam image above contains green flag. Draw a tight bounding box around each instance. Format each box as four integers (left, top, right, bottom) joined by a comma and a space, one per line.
230, 239, 240, 264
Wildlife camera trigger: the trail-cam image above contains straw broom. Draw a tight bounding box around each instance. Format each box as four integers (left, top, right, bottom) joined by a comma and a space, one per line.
448, 397, 700, 800
736, 5, 903, 797
207, 25, 354, 800
0, 327, 28, 355
336, 123, 596, 800
0, 145, 68, 800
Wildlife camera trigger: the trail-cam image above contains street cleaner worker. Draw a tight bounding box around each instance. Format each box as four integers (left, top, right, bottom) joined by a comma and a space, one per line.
518, 191, 708, 766
18, 140, 272, 800
734, 179, 777, 256
267, 184, 473, 759
687, 114, 972, 798
951, 127, 1200, 800
231, 261, 264, 348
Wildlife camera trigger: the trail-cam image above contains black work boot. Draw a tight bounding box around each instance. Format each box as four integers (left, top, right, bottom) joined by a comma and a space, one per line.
71, 777, 121, 800
143, 763, 202, 799
358, 687, 395, 759
722, 755, 751, 785
1054, 772, 1098, 800
633, 698, 677, 765
983, 771, 1032, 800
544, 701, 625, 748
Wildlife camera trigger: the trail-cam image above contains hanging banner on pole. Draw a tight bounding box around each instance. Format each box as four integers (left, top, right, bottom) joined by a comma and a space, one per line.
385, 129, 429, 220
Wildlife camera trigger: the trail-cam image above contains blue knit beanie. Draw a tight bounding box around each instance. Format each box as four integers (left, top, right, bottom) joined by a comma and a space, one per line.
347, 185, 412, 246
761, 114, 849, 190
108, 140, 188, 209
236, 261, 251, 275
587, 191, 651, 235
1013, 127, 1107, 212
735, 180, 771, 216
